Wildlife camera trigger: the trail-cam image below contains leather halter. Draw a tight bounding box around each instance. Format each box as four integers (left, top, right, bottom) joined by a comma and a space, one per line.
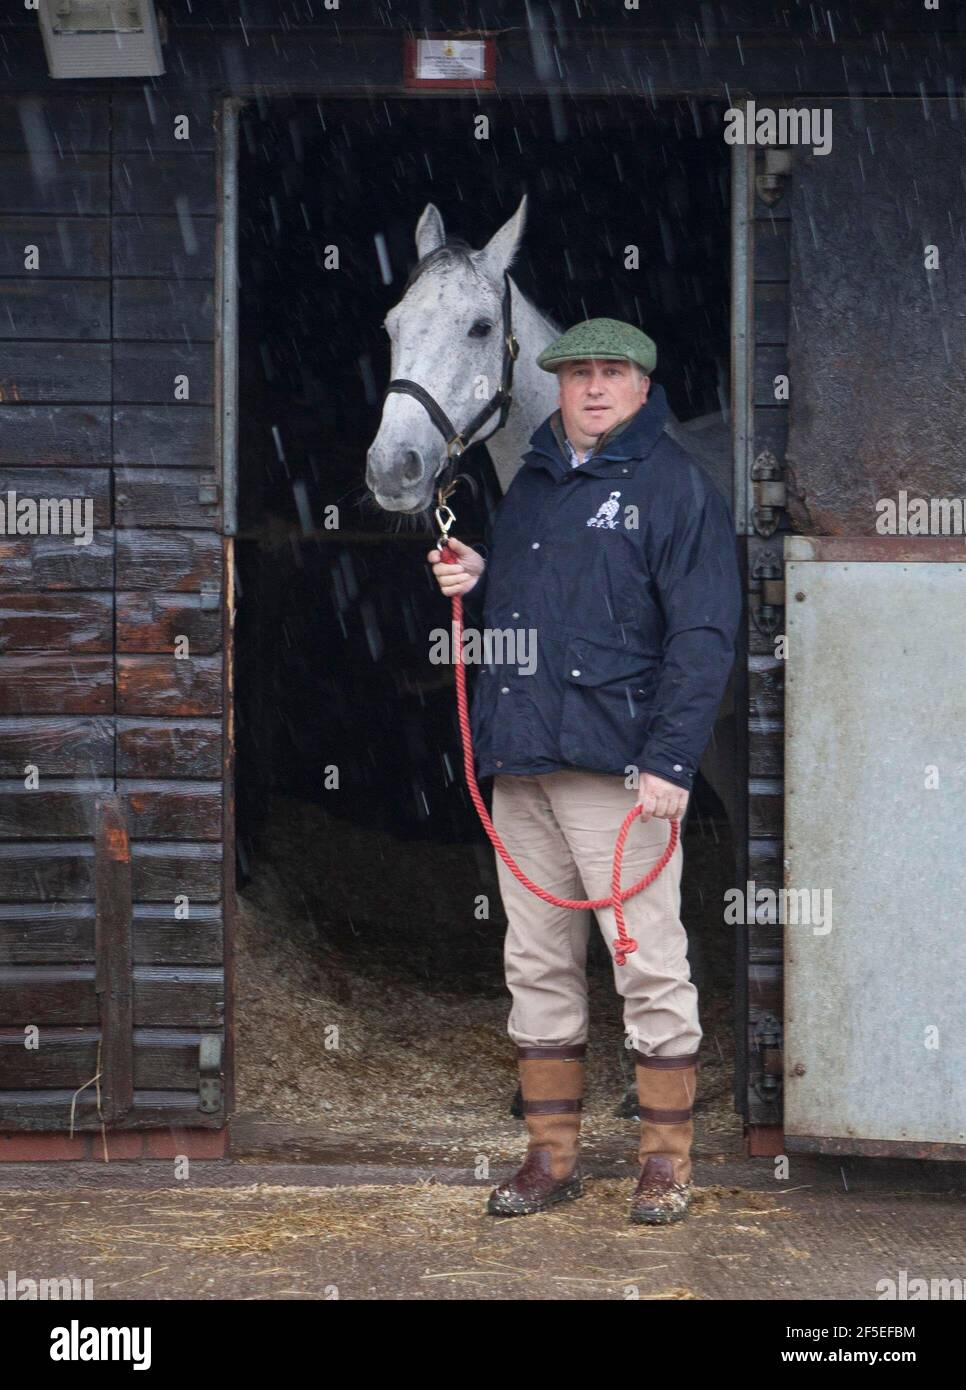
380, 269, 520, 467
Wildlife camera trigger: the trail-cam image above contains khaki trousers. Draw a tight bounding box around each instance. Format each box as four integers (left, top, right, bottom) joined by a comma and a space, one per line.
492, 770, 701, 1056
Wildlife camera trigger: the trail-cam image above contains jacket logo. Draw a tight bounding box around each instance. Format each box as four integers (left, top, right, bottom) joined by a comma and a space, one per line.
586, 491, 622, 530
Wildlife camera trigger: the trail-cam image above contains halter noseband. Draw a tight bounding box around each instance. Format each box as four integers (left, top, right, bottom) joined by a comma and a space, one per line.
380, 269, 519, 467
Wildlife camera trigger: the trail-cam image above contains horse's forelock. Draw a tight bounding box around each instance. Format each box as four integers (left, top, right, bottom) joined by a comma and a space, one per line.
400, 238, 494, 297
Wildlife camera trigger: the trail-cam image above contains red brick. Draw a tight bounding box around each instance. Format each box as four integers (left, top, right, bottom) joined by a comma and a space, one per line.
88, 1132, 146, 1161
0, 1132, 87, 1161
144, 1128, 228, 1159
745, 1124, 786, 1157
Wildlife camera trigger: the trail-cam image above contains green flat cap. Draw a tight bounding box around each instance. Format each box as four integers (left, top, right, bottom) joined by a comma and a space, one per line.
536, 317, 657, 374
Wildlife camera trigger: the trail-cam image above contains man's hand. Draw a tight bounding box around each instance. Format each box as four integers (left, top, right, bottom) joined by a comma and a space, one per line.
427, 536, 485, 598
637, 771, 689, 823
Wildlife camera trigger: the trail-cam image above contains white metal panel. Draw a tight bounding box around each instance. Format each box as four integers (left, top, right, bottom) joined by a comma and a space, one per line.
784, 549, 966, 1145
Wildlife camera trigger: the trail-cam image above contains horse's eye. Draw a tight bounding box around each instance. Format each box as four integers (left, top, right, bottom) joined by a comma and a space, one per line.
468, 320, 493, 338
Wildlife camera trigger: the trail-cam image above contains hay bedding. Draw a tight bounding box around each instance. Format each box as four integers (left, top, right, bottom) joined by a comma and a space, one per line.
235, 795, 741, 1151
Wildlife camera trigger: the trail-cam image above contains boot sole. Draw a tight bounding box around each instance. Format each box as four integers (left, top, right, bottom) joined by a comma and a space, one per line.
486, 1175, 585, 1217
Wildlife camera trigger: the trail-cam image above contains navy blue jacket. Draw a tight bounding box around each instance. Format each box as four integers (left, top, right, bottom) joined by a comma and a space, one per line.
463, 384, 742, 792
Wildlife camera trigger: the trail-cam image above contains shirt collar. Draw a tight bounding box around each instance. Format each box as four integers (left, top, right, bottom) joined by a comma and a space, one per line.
563, 436, 591, 469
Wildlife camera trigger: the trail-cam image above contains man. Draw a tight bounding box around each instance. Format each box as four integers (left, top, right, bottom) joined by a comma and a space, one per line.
428, 318, 742, 1224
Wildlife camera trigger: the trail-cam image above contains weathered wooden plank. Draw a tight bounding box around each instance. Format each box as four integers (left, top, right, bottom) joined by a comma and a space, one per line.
0, 465, 111, 528
0, 215, 110, 277
0, 592, 113, 653
0, 532, 113, 592
0, 716, 113, 777
0, 14, 957, 96
0, 654, 113, 714
113, 408, 215, 468
113, 280, 214, 341
0, 967, 98, 1025
0, 1089, 221, 1131
748, 655, 784, 721
0, 1027, 213, 1089
112, 215, 216, 279
0, 1028, 100, 1087
117, 655, 221, 716
114, 469, 220, 530
753, 345, 790, 408
134, 1031, 210, 1089
112, 153, 217, 216
749, 922, 783, 961
754, 217, 791, 280
754, 282, 788, 345
117, 592, 220, 654
0, 903, 96, 963
112, 341, 214, 405
0, 153, 109, 214
133, 905, 223, 965
749, 776, 783, 839
120, 781, 222, 841
0, 281, 110, 340
117, 718, 222, 778
748, 962, 783, 1017
0, 842, 94, 899
0, 96, 110, 153
748, 719, 783, 778
131, 842, 222, 902
0, 653, 113, 717
0, 405, 111, 465
751, 407, 789, 464
116, 530, 221, 591
749, 836, 782, 886
134, 966, 224, 1028
112, 93, 216, 152
0, 343, 112, 402
0, 779, 110, 838
95, 795, 133, 1122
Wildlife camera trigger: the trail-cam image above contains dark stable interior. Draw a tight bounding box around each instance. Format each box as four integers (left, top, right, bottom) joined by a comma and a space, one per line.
231, 95, 739, 1143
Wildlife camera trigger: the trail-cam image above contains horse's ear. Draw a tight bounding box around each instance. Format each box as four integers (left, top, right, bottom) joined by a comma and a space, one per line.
477, 193, 528, 280
415, 203, 445, 259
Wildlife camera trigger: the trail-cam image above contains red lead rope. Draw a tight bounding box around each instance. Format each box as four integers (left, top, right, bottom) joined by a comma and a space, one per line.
441, 545, 679, 967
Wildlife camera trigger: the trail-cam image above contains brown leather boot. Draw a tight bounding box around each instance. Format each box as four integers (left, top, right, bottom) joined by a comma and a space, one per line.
487, 1043, 586, 1216
629, 1050, 699, 1225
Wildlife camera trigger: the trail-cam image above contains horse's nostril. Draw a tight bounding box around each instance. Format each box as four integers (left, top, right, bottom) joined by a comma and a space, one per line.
401, 450, 423, 484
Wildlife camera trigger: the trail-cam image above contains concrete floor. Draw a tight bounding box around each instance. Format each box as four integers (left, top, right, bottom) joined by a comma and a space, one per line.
2, 1150, 964, 1301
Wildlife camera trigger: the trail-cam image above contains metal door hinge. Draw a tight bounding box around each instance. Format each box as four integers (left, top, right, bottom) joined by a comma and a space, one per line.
755, 148, 794, 206
198, 1033, 223, 1113
753, 1012, 784, 1105
749, 548, 785, 639
197, 479, 220, 506
751, 449, 786, 537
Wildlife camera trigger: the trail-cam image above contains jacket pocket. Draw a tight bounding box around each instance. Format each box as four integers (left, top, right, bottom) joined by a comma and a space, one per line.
559, 637, 658, 769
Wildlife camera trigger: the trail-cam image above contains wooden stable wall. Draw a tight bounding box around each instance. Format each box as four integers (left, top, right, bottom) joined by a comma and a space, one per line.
0, 91, 229, 1132
741, 149, 793, 1137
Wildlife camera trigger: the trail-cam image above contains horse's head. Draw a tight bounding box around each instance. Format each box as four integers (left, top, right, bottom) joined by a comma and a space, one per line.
366, 194, 527, 515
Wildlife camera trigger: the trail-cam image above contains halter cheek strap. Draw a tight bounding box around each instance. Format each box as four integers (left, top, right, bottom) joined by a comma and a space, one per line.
381, 268, 519, 461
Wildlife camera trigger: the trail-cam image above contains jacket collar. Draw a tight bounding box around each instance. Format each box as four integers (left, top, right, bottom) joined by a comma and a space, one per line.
523, 382, 669, 480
